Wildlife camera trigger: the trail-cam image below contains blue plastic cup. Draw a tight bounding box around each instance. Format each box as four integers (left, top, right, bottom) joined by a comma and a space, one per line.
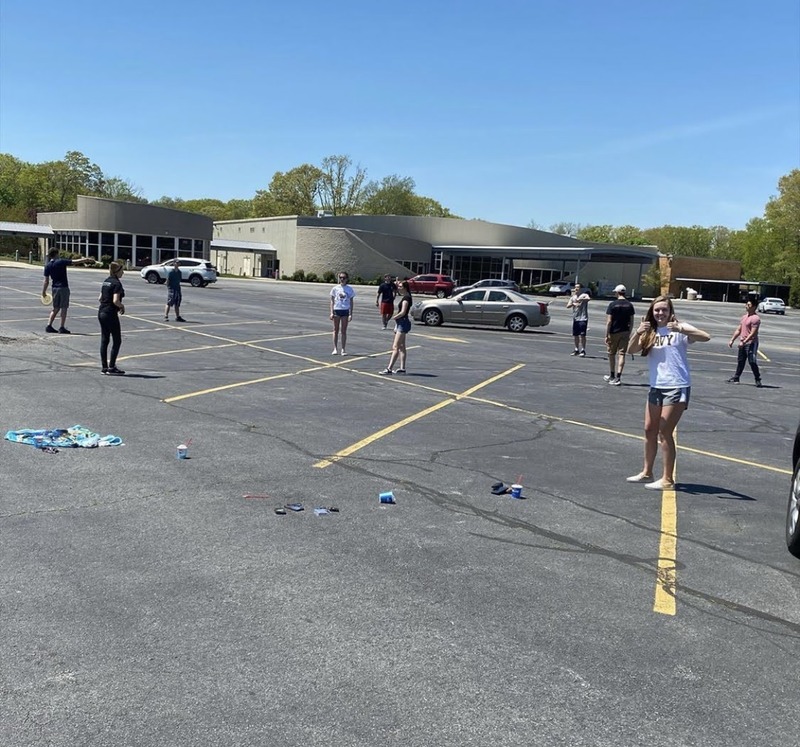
511, 484, 523, 499
379, 491, 395, 504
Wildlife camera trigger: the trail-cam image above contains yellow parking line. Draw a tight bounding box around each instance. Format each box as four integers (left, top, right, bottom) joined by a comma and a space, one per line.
654, 487, 678, 615
313, 364, 524, 468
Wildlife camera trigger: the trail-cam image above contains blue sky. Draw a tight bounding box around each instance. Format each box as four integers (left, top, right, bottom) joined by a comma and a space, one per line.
1, 0, 797, 230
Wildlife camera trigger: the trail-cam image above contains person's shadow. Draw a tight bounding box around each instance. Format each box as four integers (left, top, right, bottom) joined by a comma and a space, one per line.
677, 483, 757, 501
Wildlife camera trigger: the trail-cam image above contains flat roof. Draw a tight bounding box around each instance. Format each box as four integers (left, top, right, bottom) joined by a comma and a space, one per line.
0, 221, 54, 238
211, 239, 276, 252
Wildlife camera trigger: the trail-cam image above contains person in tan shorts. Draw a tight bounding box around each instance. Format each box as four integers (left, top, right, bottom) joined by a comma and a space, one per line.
604, 284, 635, 385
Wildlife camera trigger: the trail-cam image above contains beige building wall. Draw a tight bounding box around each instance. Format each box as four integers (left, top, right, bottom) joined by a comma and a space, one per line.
213, 217, 298, 274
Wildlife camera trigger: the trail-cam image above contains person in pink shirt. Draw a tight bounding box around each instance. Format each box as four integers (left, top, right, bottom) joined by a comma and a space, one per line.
727, 300, 762, 388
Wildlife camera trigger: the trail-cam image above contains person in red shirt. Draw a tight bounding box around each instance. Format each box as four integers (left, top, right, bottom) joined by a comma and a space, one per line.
727, 300, 762, 388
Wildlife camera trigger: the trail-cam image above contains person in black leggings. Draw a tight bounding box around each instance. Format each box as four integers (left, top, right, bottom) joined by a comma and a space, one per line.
98, 261, 126, 375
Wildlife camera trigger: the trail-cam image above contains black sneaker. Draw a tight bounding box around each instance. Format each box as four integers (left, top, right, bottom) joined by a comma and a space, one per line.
570, 349, 579, 356
58, 327, 71, 334
175, 316, 186, 322
726, 377, 740, 384
755, 380, 763, 388
104, 367, 126, 375
379, 368, 393, 376
45, 325, 57, 333
395, 369, 407, 374
578, 350, 586, 357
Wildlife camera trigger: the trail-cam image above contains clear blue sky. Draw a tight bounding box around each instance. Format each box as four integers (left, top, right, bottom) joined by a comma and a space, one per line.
1, 0, 797, 230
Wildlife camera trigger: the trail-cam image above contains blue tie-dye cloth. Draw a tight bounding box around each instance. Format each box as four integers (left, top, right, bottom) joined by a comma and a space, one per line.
4, 425, 123, 448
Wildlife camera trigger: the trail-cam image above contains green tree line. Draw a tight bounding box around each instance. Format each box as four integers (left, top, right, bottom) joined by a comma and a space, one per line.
1, 151, 797, 297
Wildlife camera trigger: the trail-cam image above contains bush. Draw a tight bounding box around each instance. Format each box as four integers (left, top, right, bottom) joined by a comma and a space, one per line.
322, 271, 336, 284
305, 271, 319, 283
100, 255, 113, 268
291, 269, 305, 281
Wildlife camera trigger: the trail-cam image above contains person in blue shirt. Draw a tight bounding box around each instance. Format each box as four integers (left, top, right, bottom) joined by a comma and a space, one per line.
42, 248, 96, 333
164, 260, 185, 322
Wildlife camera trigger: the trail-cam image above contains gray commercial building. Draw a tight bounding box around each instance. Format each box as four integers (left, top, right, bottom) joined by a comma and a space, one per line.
37, 195, 213, 267
212, 214, 659, 295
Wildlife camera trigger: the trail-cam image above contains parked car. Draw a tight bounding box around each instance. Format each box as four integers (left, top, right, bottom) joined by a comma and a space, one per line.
452, 278, 520, 294
140, 258, 218, 287
786, 420, 800, 558
757, 297, 786, 315
411, 288, 550, 332
406, 274, 456, 298
547, 280, 573, 295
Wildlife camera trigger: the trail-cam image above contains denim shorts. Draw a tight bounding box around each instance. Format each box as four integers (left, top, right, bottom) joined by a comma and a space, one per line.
648, 386, 691, 408
333, 309, 350, 317
395, 317, 411, 334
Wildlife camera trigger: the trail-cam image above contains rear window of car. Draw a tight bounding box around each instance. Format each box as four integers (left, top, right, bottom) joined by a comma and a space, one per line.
443, 277, 455, 283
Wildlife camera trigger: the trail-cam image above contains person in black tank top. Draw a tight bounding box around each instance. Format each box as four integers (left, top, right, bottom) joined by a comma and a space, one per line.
380, 280, 413, 375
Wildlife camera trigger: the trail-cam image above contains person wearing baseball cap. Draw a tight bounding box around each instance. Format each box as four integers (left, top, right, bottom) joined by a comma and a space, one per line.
604, 284, 635, 385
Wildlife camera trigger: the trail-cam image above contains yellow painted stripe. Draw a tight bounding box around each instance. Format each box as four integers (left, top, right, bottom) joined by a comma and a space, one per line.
654, 487, 678, 616
313, 364, 524, 468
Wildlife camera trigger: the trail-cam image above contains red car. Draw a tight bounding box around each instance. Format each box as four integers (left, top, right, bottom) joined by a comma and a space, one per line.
406, 274, 456, 298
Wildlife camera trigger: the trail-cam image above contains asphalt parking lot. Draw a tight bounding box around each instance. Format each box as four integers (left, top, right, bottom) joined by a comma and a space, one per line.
1, 261, 799, 747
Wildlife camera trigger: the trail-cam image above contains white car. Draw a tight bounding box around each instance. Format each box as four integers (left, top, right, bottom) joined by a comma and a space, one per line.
140, 258, 218, 287
757, 297, 786, 315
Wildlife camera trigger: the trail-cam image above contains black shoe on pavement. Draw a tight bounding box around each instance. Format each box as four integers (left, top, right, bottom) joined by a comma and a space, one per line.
58, 327, 71, 334
45, 325, 57, 333
755, 380, 763, 388
726, 377, 740, 383
175, 316, 186, 322
103, 367, 126, 375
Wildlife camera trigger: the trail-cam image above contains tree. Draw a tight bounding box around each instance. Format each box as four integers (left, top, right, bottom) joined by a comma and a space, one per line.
576, 225, 614, 243
549, 221, 583, 237
408, 195, 458, 218
101, 177, 146, 203
764, 169, 800, 284
267, 164, 323, 216
362, 175, 416, 215
317, 155, 368, 216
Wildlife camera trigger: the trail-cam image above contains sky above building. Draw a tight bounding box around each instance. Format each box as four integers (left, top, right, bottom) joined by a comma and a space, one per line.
1, 0, 797, 231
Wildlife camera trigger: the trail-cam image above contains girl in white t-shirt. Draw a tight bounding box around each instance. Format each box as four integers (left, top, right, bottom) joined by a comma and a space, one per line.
626, 295, 710, 490
329, 272, 355, 355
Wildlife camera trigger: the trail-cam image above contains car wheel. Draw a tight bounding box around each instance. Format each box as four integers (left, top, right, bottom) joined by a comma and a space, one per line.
422, 308, 443, 326
787, 462, 800, 558
781, 311, 785, 315
435, 289, 446, 298
506, 313, 527, 332
202, 281, 209, 287
189, 275, 203, 287
145, 271, 160, 284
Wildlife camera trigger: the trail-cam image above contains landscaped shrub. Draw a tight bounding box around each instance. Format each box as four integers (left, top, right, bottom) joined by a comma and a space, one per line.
100, 255, 112, 268
305, 271, 319, 283
291, 269, 305, 281
322, 271, 336, 283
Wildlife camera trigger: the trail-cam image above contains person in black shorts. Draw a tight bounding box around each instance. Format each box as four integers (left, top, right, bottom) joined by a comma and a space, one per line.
376, 274, 396, 329
97, 262, 126, 375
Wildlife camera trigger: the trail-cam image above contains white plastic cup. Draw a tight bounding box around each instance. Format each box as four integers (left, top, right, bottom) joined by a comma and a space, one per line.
177, 444, 188, 459
511, 484, 523, 499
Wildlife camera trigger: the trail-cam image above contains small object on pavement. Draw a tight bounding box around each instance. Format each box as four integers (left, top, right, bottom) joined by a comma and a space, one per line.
379, 491, 395, 504
285, 503, 304, 512
314, 507, 330, 516
274, 507, 287, 515
491, 482, 510, 495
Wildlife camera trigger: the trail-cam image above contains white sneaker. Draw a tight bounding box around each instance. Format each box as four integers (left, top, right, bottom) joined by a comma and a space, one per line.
626, 473, 652, 483
603, 374, 613, 382
332, 349, 339, 355
379, 368, 393, 376
645, 479, 675, 490
610, 378, 621, 386
340, 350, 347, 356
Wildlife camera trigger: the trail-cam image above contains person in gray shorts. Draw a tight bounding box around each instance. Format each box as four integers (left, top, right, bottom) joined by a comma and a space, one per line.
42, 248, 96, 333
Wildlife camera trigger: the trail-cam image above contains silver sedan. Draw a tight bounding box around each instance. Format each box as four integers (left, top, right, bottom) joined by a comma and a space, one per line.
411, 289, 550, 332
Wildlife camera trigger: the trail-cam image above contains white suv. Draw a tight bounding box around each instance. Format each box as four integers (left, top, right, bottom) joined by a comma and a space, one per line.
757, 297, 786, 315
140, 258, 218, 287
